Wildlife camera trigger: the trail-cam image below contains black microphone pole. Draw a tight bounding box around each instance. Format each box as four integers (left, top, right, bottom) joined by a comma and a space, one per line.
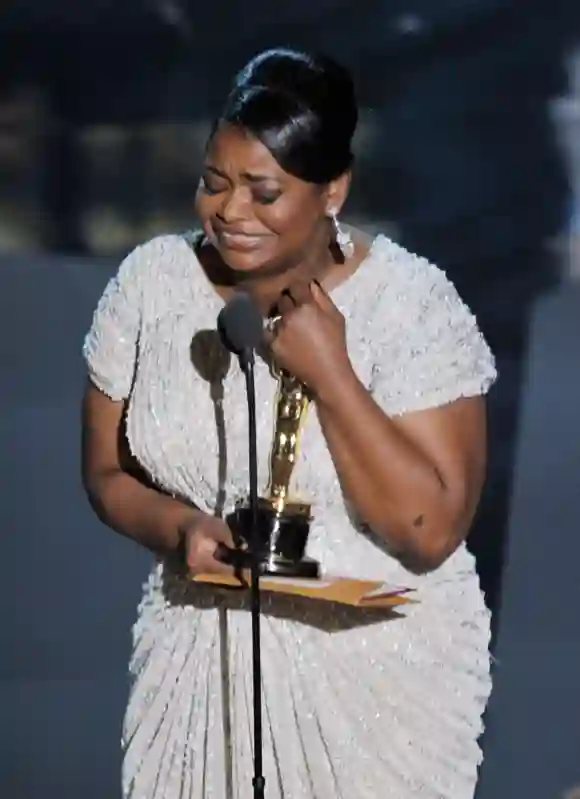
239, 346, 266, 799
217, 292, 267, 798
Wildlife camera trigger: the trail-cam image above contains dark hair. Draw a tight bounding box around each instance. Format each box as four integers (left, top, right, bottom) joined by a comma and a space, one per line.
214, 48, 358, 185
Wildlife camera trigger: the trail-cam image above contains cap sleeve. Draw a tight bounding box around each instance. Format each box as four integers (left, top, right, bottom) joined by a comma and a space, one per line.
369, 246, 497, 416
82, 244, 145, 401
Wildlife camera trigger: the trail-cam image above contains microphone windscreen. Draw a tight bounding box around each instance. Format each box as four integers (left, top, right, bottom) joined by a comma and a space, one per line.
217, 291, 264, 355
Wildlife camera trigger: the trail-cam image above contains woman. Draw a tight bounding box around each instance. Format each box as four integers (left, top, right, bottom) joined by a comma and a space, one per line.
82, 48, 496, 798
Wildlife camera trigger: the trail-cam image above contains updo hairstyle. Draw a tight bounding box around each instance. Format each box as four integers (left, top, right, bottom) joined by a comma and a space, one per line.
214, 48, 358, 185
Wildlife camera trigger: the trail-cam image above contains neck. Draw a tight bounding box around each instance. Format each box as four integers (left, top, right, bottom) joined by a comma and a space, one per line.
241, 234, 336, 317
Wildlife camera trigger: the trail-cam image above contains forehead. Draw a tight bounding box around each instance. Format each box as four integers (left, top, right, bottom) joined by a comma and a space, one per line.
205, 123, 287, 180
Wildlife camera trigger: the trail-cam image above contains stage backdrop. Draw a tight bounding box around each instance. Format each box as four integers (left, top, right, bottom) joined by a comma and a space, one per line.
0, 255, 579, 798
476, 283, 580, 799
0, 255, 150, 799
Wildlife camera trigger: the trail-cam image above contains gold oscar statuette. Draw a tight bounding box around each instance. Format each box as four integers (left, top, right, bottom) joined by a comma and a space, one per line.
226, 367, 320, 579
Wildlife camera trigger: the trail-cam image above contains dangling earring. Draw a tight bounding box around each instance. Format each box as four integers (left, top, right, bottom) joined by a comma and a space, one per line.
329, 210, 354, 259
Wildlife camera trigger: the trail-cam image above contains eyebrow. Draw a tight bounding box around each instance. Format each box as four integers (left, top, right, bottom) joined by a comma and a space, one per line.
242, 171, 279, 184
204, 165, 279, 184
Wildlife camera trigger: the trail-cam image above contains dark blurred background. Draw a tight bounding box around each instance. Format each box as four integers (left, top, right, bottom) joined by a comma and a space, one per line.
1, 1, 580, 797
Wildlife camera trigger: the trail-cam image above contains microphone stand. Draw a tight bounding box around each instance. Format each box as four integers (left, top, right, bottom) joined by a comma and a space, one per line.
240, 347, 266, 799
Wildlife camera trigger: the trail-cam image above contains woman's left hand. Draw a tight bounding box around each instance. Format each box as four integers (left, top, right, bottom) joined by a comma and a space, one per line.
266, 279, 353, 395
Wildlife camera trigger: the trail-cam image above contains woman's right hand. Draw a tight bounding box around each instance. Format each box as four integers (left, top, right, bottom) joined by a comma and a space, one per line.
181, 513, 236, 576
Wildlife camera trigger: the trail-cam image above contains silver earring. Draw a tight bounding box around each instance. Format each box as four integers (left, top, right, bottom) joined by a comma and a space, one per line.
330, 210, 354, 258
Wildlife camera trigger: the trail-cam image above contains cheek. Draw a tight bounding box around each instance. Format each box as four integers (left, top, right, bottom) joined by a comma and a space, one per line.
194, 192, 218, 242
271, 212, 323, 252
252, 206, 287, 235
256, 198, 321, 237
194, 187, 211, 221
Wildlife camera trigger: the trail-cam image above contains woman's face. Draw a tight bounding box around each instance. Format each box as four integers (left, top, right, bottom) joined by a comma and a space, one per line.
195, 123, 332, 277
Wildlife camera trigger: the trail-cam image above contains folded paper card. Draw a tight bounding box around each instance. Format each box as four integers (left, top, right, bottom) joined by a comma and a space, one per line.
191, 572, 415, 609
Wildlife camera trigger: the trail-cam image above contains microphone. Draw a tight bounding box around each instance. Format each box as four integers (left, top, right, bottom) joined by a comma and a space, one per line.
216, 290, 267, 799
217, 291, 264, 371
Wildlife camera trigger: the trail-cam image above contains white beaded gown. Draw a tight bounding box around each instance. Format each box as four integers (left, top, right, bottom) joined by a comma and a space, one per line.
83, 232, 497, 799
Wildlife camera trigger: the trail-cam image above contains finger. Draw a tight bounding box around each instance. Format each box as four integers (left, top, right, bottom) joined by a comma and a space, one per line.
207, 544, 236, 576
189, 535, 233, 576
212, 521, 235, 548
277, 289, 296, 317
262, 326, 275, 349
286, 281, 312, 307
310, 279, 339, 314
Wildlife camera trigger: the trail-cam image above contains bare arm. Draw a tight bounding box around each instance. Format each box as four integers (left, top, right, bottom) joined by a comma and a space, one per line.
315, 366, 486, 574
81, 380, 204, 555
268, 278, 490, 574
81, 238, 234, 573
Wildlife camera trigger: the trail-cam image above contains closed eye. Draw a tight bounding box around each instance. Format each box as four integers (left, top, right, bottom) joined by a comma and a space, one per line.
200, 176, 225, 195
253, 191, 281, 205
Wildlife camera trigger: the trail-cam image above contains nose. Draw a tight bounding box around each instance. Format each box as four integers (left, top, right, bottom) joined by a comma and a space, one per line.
216, 187, 250, 224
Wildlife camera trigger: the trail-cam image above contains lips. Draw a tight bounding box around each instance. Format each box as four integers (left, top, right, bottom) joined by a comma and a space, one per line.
217, 230, 265, 252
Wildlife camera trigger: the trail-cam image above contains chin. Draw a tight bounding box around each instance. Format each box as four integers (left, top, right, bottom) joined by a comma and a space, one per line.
218, 241, 288, 279
218, 247, 267, 275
